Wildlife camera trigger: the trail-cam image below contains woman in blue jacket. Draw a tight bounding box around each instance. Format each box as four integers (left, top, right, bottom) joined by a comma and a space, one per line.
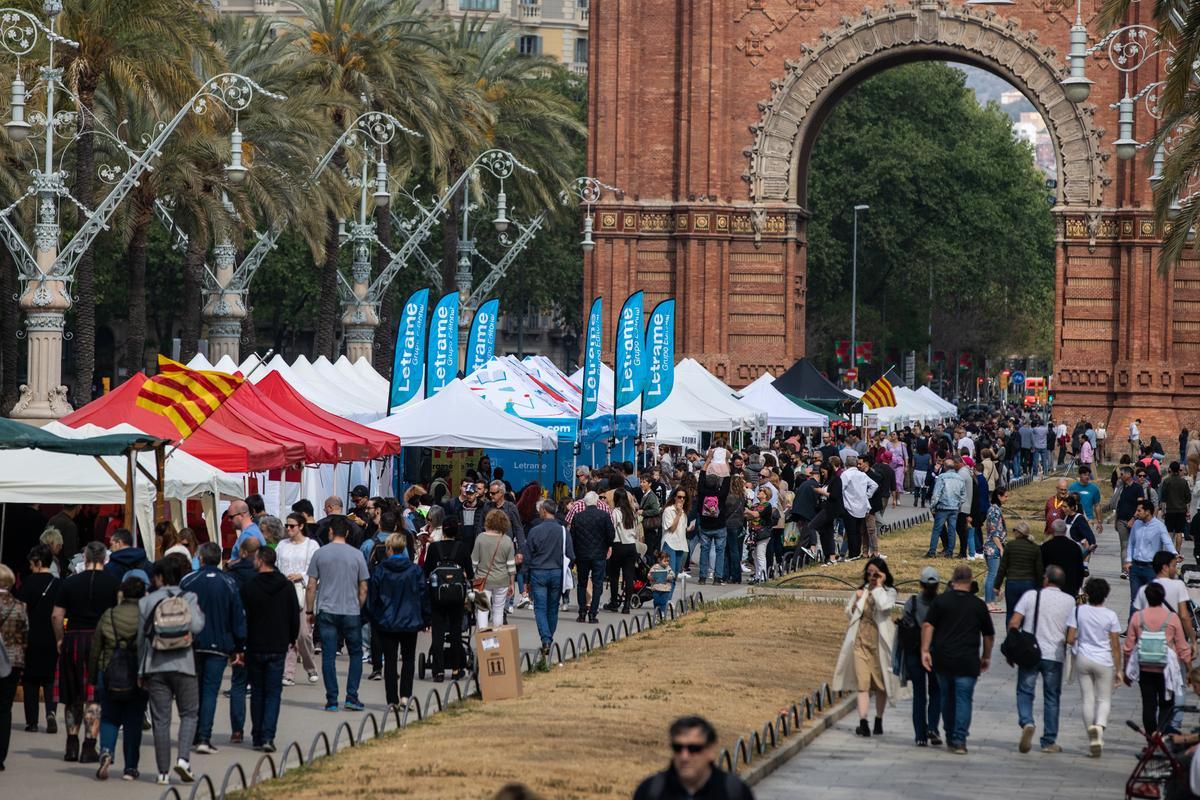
367, 533, 431, 708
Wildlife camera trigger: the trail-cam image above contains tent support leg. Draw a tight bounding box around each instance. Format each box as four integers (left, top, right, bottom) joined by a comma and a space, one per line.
126, 451, 136, 548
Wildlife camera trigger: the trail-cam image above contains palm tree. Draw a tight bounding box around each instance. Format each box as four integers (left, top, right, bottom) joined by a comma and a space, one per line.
0, 132, 28, 411
282, 0, 446, 359
12, 0, 218, 401
432, 17, 585, 290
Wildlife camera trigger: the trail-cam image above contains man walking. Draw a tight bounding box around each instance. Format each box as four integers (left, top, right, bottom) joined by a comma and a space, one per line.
1068, 465, 1102, 538
926, 458, 965, 558
240, 547, 299, 753
1009, 565, 1076, 754
955, 455, 975, 559
305, 517, 370, 712
632, 716, 754, 800
179, 542, 245, 755
1160, 461, 1191, 553
1124, 499, 1176, 618
524, 499, 575, 658
1109, 466, 1146, 581
921, 564, 995, 754
138, 554, 206, 786
840, 455, 878, 559
1041, 519, 1085, 598
228, 500, 266, 558
902, 567, 943, 747
1130, 418, 1142, 460
569, 492, 614, 624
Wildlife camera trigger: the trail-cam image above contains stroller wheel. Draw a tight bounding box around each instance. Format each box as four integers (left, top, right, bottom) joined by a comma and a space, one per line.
629, 594, 642, 609
418, 651, 426, 680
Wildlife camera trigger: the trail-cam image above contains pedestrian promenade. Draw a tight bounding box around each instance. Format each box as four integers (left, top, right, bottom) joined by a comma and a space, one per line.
757, 523, 1141, 799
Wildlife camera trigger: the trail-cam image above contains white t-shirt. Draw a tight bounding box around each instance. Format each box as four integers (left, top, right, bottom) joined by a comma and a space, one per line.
1130, 422, 1140, 440
1070, 604, 1120, 667
711, 447, 728, 465
1014, 587, 1077, 662
957, 436, 975, 457
1133, 577, 1190, 614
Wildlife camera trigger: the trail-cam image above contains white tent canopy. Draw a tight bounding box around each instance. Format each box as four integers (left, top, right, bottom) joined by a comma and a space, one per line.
212, 355, 240, 374
738, 372, 828, 428
186, 353, 215, 370
916, 385, 957, 415
0, 422, 243, 554
338, 356, 389, 396
645, 380, 753, 433
673, 358, 767, 430
650, 416, 701, 448
896, 386, 949, 421
290, 355, 381, 417
367, 378, 557, 450
566, 361, 641, 416
313, 355, 384, 412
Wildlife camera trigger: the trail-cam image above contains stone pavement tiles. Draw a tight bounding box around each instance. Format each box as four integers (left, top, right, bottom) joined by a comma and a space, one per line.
757, 523, 1142, 799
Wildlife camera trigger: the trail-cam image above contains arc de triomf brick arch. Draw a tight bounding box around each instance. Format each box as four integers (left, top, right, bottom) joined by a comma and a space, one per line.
585, 0, 1191, 434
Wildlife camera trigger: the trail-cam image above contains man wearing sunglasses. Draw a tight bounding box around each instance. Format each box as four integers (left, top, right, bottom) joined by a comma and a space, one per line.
229, 500, 266, 561
633, 715, 753, 799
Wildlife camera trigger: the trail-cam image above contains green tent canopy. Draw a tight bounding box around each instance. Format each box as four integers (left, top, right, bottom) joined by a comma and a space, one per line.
0, 417, 167, 456
781, 395, 844, 422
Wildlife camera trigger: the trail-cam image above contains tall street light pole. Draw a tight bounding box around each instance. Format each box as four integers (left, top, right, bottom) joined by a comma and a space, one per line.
850, 204, 868, 386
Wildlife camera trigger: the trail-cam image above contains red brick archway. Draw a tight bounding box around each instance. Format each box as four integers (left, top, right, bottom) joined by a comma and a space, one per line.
587, 0, 1191, 437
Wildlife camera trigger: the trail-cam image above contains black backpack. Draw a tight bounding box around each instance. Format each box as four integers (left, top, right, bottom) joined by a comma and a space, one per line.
428, 561, 468, 607
368, 534, 389, 570
103, 611, 140, 700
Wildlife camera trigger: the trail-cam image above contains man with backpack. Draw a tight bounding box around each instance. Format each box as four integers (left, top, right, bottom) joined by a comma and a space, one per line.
1008, 565, 1076, 755
696, 470, 730, 585
137, 553, 206, 786
524, 499, 575, 659
179, 542, 246, 755
423, 518, 472, 682
361, 511, 401, 682
239, 547, 299, 753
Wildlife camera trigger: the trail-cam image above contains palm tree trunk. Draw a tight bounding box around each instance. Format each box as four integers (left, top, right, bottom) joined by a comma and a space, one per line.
372, 203, 394, 374
180, 233, 206, 359
315, 209, 341, 359
71, 83, 98, 400
124, 190, 153, 376
440, 176, 462, 293
0, 249, 19, 413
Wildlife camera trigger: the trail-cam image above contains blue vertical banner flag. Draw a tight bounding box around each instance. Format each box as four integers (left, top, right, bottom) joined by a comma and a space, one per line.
425, 291, 460, 397
641, 299, 675, 411
614, 290, 645, 409
388, 288, 429, 412
580, 297, 603, 418
465, 299, 500, 375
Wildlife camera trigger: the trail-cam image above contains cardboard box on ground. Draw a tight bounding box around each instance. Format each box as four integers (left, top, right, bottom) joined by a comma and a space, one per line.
475, 625, 523, 701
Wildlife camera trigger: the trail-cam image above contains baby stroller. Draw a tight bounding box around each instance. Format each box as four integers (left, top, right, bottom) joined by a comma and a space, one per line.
1126, 710, 1194, 800
417, 606, 476, 681
622, 558, 656, 609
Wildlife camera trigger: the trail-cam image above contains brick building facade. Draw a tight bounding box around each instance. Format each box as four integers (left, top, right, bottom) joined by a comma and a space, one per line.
586, 0, 1193, 439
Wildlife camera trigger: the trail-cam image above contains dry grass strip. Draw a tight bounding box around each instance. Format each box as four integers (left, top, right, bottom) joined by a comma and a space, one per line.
236, 597, 847, 800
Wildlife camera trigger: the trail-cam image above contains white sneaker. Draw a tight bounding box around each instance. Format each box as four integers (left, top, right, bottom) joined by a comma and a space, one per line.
516, 595, 532, 609
194, 742, 219, 755
281, 678, 295, 687
157, 774, 170, 786
677, 571, 691, 580
174, 759, 195, 783
308, 672, 320, 684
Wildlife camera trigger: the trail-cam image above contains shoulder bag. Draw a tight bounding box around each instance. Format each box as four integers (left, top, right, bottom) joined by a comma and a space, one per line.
1001, 588, 1042, 669
471, 537, 503, 593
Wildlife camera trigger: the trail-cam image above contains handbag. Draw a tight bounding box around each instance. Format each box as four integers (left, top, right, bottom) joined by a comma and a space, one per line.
472, 536, 503, 593
1001, 588, 1042, 669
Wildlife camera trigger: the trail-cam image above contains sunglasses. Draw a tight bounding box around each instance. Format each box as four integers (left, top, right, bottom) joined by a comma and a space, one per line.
671, 742, 706, 754
490, 490, 504, 496
286, 523, 301, 529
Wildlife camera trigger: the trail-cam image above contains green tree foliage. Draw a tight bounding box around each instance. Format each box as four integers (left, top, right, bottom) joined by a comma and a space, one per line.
805, 62, 1055, 373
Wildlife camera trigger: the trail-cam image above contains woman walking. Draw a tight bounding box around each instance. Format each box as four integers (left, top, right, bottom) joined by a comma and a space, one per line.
0, 563, 29, 772
723, 475, 748, 584
88, 570, 149, 780
833, 557, 899, 737
1067, 578, 1121, 757
994, 521, 1042, 625
471, 510, 517, 629
983, 488, 1008, 614
276, 513, 320, 686
1123, 582, 1192, 737
886, 432, 906, 508
16, 544, 59, 733
606, 488, 641, 614
367, 533, 431, 710
661, 488, 690, 584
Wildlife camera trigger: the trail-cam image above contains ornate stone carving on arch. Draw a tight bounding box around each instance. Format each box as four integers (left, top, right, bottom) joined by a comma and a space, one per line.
743, 0, 1108, 209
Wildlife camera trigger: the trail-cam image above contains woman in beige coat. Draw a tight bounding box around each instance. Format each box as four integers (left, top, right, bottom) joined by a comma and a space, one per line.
832, 557, 900, 737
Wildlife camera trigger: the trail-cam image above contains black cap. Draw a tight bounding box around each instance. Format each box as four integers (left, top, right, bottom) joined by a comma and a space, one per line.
350, 484, 369, 498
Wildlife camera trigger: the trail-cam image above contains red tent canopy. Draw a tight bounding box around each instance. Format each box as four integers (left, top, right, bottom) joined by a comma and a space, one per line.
208, 399, 307, 466
234, 382, 370, 462
60, 373, 288, 473
255, 372, 400, 458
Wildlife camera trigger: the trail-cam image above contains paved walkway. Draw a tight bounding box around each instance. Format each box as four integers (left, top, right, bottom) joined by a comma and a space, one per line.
757, 517, 1140, 800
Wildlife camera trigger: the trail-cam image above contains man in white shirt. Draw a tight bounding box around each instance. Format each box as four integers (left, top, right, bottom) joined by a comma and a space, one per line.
1130, 418, 1141, 459
1133, 550, 1196, 650
956, 428, 975, 459
840, 455, 878, 559
1009, 566, 1077, 754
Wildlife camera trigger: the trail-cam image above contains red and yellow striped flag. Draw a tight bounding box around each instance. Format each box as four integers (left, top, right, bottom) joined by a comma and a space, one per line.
861, 371, 897, 410
135, 356, 243, 438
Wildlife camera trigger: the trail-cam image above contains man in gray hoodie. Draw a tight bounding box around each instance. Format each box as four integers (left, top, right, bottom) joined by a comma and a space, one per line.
138, 553, 206, 787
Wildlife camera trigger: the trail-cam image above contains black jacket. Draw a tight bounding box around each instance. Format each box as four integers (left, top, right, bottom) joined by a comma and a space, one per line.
315, 514, 365, 548
632, 765, 754, 800
422, 540, 474, 582
240, 570, 301, 655
570, 506, 615, 561
697, 470, 731, 530
789, 477, 820, 522
867, 464, 894, 514
226, 557, 258, 589
105, 547, 152, 582
1041, 537, 1086, 597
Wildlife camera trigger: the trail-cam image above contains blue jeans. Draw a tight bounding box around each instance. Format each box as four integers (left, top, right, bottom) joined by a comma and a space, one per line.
1129, 563, 1156, 618
1004, 579, 1035, 627
194, 652, 228, 745
317, 611, 364, 707
936, 673, 978, 746
1036, 449, 1051, 475
529, 568, 563, 648
1017, 658, 1063, 747
246, 652, 285, 746
984, 553, 1001, 603
665, 543, 686, 582
906, 651, 941, 742
229, 662, 247, 735
652, 589, 671, 616
966, 527, 978, 558
1011, 455, 1022, 480
930, 509, 957, 555
724, 523, 744, 582
96, 673, 147, 772
698, 529, 726, 581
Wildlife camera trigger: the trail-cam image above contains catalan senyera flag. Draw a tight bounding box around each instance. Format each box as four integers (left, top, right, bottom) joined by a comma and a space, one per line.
136, 355, 244, 438
861, 367, 899, 410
